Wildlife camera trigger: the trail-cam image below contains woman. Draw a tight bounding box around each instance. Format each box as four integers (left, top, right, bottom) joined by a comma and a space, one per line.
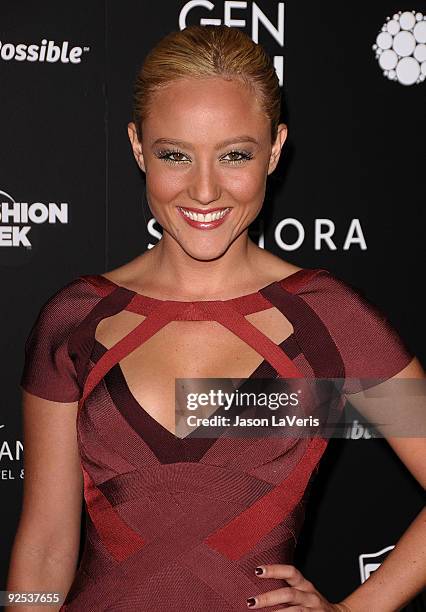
7, 24, 425, 612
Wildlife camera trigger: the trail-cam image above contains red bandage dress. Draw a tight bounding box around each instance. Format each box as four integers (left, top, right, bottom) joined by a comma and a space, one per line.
19, 268, 413, 611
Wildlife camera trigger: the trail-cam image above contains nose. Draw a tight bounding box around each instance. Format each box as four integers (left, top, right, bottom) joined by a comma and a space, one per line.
187, 159, 221, 206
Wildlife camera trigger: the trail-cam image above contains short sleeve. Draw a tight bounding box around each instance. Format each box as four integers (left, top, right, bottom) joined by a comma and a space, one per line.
299, 271, 415, 394
20, 281, 84, 403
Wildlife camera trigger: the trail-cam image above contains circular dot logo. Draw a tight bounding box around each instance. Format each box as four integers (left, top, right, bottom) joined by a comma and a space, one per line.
373, 10, 426, 85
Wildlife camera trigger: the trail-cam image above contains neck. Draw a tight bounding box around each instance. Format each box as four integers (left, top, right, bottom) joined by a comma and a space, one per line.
141, 231, 264, 300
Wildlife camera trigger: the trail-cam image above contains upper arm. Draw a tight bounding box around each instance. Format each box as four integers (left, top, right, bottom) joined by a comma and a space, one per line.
17, 390, 83, 557
345, 356, 426, 488
302, 271, 425, 486
16, 280, 90, 556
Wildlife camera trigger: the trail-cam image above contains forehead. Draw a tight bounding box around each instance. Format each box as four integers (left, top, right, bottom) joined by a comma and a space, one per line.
143, 77, 269, 144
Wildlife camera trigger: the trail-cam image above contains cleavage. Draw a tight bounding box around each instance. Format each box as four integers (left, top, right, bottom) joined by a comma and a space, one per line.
94, 307, 294, 436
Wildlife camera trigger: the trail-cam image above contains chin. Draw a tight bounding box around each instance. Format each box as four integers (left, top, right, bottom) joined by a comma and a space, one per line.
179, 241, 232, 262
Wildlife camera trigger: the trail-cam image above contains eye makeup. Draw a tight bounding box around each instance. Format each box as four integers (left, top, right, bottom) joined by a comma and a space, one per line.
154, 148, 255, 165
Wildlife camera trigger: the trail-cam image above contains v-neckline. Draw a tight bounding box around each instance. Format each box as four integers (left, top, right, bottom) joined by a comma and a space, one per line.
93, 332, 300, 443
80, 268, 326, 461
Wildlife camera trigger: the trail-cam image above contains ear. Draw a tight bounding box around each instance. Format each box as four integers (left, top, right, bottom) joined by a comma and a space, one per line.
128, 122, 146, 173
267, 123, 288, 175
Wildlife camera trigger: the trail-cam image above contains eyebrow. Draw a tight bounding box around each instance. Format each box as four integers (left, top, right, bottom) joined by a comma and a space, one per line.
151, 136, 260, 150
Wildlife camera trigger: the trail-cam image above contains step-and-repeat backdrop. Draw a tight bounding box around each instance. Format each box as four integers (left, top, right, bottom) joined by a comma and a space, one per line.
2, 1, 425, 608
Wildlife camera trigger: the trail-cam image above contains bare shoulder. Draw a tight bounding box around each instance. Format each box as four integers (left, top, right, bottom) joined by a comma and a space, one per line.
100, 253, 152, 292
273, 260, 304, 279
253, 251, 305, 283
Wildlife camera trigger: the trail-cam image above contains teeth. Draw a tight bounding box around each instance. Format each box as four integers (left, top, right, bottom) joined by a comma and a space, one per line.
180, 208, 229, 222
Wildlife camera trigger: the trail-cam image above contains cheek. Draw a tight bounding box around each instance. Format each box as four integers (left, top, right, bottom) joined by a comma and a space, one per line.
146, 166, 184, 203
225, 167, 266, 203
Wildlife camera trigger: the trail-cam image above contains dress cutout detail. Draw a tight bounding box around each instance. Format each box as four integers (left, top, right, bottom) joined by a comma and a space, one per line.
19, 267, 414, 611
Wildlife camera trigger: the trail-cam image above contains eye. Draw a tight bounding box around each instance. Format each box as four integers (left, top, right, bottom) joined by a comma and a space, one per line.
156, 148, 191, 164
155, 148, 254, 165
221, 150, 254, 164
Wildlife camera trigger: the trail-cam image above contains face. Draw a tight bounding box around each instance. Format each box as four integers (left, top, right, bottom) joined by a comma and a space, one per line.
128, 76, 287, 261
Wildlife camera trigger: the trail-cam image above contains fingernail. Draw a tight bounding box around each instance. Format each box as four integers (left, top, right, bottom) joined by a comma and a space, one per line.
254, 566, 264, 575
247, 597, 256, 607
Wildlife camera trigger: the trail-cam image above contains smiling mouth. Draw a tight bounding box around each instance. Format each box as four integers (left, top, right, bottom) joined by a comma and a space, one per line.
177, 206, 231, 223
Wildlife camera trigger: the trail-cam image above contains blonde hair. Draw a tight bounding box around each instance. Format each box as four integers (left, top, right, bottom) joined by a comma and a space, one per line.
132, 24, 281, 143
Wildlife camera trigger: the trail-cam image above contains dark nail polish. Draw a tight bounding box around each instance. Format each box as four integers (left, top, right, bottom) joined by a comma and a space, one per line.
247, 597, 256, 607
254, 566, 264, 575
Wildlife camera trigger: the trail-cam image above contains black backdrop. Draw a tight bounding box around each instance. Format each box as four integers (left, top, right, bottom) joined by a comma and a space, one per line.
1, 1, 425, 608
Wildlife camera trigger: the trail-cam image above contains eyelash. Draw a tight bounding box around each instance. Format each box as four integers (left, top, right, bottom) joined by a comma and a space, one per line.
155, 148, 254, 165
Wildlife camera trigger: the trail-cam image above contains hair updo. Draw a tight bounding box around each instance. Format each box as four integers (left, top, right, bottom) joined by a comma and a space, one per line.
132, 24, 281, 144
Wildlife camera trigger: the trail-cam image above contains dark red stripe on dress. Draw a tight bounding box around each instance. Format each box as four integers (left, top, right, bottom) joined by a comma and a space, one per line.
68, 286, 135, 391
80, 296, 306, 414
79, 300, 185, 413
92, 335, 302, 464
204, 437, 328, 560
81, 464, 145, 561
195, 301, 304, 379
260, 282, 345, 378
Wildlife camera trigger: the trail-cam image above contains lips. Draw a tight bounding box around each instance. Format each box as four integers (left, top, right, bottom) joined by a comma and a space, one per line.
177, 206, 231, 230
